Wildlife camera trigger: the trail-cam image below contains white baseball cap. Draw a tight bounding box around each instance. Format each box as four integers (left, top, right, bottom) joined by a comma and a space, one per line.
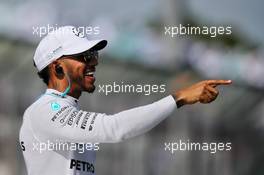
33, 26, 107, 72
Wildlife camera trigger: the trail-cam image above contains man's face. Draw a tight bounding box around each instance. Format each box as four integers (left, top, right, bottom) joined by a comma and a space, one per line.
61, 51, 98, 93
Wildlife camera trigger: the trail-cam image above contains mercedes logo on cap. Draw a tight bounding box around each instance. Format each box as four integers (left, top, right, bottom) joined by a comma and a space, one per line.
72, 27, 85, 38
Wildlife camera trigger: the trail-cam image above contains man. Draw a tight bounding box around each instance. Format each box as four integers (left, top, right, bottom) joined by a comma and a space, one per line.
19, 26, 231, 175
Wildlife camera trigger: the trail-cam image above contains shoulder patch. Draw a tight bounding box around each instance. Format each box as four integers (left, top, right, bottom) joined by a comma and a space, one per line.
51, 102, 61, 111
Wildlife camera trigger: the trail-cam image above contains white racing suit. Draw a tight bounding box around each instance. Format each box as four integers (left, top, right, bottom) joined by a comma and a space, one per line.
19, 89, 176, 175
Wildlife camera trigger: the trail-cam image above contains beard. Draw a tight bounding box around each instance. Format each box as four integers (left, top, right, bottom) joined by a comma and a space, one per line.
68, 75, 96, 94
85, 84, 96, 93
66, 67, 96, 94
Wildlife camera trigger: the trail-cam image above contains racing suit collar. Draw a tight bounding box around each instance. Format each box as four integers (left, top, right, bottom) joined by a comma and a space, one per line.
45, 88, 79, 105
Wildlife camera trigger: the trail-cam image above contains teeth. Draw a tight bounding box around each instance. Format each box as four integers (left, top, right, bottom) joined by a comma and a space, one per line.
85, 71, 95, 76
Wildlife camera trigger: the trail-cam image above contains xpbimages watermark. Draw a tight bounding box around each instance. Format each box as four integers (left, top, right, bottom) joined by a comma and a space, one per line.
20, 140, 100, 154
32, 24, 100, 37
98, 82, 166, 95
164, 24, 232, 38
164, 140, 232, 154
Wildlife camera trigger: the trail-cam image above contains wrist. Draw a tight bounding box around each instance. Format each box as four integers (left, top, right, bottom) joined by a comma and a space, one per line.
172, 92, 185, 108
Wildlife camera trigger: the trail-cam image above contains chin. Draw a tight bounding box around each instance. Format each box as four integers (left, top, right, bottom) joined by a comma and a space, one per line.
85, 85, 96, 93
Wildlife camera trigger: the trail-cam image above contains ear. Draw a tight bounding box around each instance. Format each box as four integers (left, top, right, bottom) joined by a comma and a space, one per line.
51, 61, 64, 77
50, 61, 58, 73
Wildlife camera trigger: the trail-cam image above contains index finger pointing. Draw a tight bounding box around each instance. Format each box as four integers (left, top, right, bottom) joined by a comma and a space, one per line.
206, 80, 232, 86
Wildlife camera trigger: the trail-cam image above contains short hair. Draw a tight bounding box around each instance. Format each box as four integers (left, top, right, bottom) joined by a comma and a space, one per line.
33, 61, 50, 85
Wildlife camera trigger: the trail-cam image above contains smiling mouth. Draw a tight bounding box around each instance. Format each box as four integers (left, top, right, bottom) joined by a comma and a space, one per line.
85, 71, 95, 77
84, 68, 96, 84
84, 67, 95, 77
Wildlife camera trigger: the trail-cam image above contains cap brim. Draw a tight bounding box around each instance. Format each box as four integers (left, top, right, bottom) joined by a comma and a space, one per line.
63, 39, 107, 55
89, 40, 107, 51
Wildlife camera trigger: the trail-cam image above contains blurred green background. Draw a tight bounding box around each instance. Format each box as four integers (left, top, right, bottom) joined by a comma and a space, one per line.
0, 0, 263, 174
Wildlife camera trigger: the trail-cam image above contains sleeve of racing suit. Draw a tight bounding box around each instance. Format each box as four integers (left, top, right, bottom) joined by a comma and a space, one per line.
31, 95, 176, 143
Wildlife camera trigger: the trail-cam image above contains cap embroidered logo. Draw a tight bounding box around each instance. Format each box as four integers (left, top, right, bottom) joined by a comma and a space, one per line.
72, 28, 85, 38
